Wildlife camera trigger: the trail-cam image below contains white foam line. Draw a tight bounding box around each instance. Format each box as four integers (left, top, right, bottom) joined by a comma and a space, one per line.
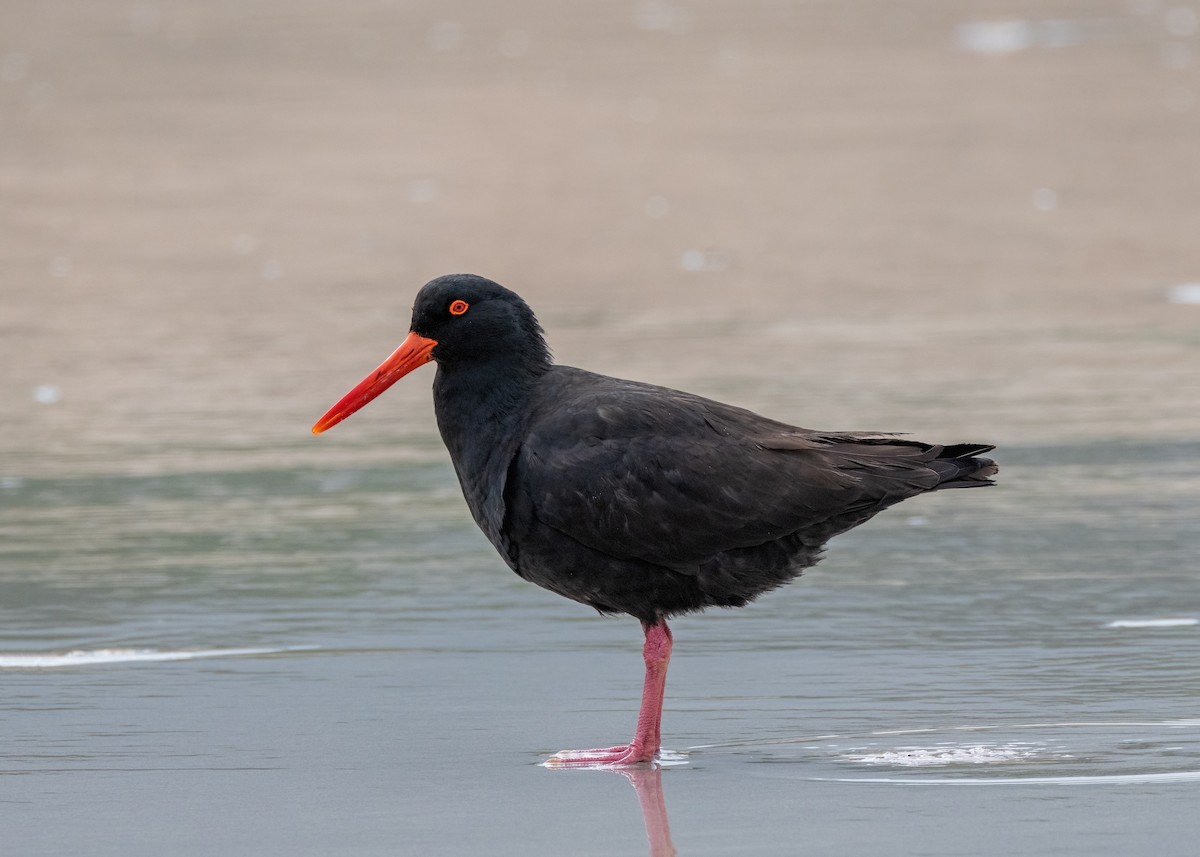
814, 770, 1200, 786
841, 745, 1045, 767
687, 720, 1200, 751
0, 646, 318, 668
1106, 618, 1197, 629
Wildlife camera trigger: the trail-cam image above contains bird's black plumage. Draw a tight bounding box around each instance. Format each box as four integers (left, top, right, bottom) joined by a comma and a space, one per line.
407, 274, 996, 624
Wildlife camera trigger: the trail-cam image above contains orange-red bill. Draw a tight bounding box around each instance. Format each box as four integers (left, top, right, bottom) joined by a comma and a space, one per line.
312, 331, 438, 434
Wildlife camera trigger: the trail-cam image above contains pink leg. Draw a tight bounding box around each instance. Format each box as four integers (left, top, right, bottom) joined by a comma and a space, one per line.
545, 619, 673, 768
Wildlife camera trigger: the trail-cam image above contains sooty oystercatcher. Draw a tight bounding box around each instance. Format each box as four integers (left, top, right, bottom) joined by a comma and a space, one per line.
313, 274, 997, 767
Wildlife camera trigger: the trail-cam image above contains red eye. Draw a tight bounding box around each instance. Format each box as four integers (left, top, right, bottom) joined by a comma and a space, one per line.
449, 299, 469, 316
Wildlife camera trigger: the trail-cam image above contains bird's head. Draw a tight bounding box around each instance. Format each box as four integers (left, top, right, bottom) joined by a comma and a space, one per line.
312, 274, 549, 434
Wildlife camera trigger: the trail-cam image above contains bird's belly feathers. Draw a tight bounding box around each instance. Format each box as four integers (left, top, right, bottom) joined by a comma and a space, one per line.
503, 497, 828, 623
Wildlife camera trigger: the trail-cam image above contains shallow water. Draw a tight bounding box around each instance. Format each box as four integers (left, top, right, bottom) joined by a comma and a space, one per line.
3, 441, 1198, 855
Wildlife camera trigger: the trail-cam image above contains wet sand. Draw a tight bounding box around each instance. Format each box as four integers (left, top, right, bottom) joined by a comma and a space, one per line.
2, 0, 1198, 478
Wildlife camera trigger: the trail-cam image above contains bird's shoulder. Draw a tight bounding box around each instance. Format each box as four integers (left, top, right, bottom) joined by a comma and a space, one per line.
526, 365, 817, 444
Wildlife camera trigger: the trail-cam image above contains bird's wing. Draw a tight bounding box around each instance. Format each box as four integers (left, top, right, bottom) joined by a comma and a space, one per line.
509, 371, 944, 571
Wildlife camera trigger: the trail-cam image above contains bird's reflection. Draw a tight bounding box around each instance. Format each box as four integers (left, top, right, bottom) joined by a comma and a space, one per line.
547, 761, 677, 856
613, 765, 677, 857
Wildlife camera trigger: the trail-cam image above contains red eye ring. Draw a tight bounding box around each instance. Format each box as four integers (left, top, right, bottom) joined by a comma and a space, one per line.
449, 299, 469, 316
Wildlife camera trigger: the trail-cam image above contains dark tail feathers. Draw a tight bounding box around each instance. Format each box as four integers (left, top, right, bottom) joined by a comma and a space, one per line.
930, 443, 998, 489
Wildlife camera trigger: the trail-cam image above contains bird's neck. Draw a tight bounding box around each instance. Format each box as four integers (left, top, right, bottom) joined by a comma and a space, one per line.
431, 357, 547, 552
432, 356, 547, 473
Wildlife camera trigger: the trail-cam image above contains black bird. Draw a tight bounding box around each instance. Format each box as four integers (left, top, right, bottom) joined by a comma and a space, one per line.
313, 274, 997, 767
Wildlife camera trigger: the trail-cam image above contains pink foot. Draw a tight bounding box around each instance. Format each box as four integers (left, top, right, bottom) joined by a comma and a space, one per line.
543, 620, 674, 769
544, 743, 656, 768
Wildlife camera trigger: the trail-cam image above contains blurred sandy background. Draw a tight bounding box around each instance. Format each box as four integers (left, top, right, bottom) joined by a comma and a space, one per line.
2, 0, 1198, 478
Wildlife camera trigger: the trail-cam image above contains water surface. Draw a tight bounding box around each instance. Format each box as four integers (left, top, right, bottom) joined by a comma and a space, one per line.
4, 442, 1198, 855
